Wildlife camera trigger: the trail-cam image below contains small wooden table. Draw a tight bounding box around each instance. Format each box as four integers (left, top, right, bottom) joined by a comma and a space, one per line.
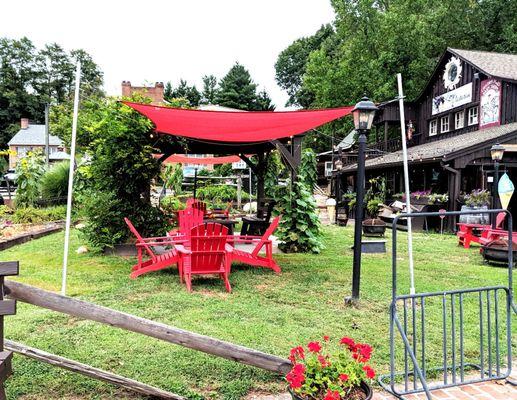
203, 219, 237, 235
456, 223, 487, 248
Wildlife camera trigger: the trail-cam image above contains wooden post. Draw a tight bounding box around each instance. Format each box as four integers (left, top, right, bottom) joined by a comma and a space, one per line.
5, 281, 291, 374
0, 262, 18, 400
237, 173, 242, 210
5, 340, 183, 400
384, 121, 388, 152
256, 153, 267, 218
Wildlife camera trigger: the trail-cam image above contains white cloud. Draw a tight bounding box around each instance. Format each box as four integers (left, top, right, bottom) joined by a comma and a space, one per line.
0, 0, 334, 109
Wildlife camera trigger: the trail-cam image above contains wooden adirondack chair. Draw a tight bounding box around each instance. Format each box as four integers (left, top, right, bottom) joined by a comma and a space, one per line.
174, 223, 233, 292
168, 207, 204, 238
230, 216, 281, 273
124, 218, 181, 279
186, 199, 207, 215
457, 212, 505, 248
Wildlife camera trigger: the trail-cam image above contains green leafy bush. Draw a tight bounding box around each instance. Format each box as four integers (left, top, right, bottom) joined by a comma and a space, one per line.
11, 206, 66, 224
160, 195, 184, 214
15, 151, 45, 207
299, 148, 317, 190
275, 179, 323, 253
196, 184, 249, 203
161, 164, 183, 195
40, 161, 70, 203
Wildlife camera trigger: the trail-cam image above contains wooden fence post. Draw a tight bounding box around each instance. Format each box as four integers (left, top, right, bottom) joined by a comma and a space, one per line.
0, 262, 18, 400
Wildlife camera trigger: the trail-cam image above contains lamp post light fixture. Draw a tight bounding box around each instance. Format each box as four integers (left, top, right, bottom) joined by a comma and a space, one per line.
347, 96, 378, 304
490, 143, 505, 228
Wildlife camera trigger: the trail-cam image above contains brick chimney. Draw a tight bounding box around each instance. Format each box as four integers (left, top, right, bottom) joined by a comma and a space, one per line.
154, 82, 164, 103
20, 118, 29, 130
121, 81, 132, 97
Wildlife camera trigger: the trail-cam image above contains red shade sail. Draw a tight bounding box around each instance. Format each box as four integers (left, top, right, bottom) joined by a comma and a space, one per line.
123, 102, 353, 143
158, 154, 245, 165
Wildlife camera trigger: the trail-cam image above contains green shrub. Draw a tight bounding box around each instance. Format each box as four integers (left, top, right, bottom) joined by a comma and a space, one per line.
160, 195, 184, 214
196, 184, 249, 203
11, 206, 66, 224
80, 190, 168, 251
15, 151, 45, 207
40, 161, 70, 203
161, 164, 183, 195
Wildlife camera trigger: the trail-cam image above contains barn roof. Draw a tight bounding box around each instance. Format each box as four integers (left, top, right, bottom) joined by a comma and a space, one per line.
449, 48, 517, 82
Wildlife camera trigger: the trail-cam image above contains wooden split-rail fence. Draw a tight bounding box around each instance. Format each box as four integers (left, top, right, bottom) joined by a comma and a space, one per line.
0, 261, 291, 399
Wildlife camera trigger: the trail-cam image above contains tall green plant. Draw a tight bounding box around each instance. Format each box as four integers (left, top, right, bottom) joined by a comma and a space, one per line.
161, 163, 183, 195
15, 150, 45, 207
299, 148, 317, 191
275, 179, 323, 253
40, 161, 70, 203
265, 151, 283, 198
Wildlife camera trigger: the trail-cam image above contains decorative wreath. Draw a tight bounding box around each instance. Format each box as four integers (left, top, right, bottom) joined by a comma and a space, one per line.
443, 56, 462, 91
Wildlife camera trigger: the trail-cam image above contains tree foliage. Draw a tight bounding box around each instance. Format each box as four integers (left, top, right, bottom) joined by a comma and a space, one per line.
201, 74, 218, 105
164, 79, 201, 107
215, 63, 275, 111
51, 94, 167, 249
0, 37, 103, 146
14, 150, 45, 207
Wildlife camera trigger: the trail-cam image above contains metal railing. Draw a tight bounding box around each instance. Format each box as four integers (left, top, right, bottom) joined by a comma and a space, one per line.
379, 209, 514, 399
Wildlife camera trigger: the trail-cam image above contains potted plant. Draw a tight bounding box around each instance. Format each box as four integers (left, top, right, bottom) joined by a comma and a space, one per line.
362, 177, 386, 236
459, 189, 491, 225
286, 336, 375, 400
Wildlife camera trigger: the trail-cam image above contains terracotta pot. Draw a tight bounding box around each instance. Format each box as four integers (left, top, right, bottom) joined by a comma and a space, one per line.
288, 381, 373, 400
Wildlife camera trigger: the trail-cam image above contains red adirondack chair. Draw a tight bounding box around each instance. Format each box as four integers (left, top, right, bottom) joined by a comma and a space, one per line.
457, 212, 505, 248
124, 218, 181, 279
174, 223, 233, 292
186, 199, 207, 215
168, 207, 204, 239
230, 216, 281, 273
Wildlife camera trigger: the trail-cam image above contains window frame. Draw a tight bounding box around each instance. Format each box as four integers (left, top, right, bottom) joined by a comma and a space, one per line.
468, 107, 479, 126
455, 110, 465, 129
440, 116, 450, 133
429, 120, 438, 136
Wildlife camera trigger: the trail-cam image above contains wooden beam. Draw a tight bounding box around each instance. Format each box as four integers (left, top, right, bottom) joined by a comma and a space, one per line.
5, 340, 183, 400
239, 154, 258, 174
5, 281, 291, 374
271, 140, 297, 172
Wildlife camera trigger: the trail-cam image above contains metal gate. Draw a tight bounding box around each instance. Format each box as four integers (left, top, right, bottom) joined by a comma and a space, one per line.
379, 210, 515, 399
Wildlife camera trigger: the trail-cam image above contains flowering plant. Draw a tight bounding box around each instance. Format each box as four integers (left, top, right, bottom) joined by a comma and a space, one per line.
286, 336, 375, 399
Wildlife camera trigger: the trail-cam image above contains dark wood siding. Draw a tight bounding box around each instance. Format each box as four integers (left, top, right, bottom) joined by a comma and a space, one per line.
502, 81, 517, 124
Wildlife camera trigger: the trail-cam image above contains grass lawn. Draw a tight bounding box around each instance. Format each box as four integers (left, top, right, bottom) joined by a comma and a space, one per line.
0, 225, 515, 399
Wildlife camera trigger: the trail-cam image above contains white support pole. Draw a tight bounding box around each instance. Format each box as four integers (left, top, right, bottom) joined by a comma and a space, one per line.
61, 61, 81, 296
397, 73, 416, 295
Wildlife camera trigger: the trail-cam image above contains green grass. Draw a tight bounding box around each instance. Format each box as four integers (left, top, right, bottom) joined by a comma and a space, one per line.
0, 226, 515, 399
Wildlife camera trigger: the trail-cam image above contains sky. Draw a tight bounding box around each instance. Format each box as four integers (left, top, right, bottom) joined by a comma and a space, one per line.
0, 0, 335, 110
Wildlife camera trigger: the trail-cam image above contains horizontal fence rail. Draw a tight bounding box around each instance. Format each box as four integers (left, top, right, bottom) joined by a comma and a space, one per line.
4, 280, 292, 374
379, 209, 514, 400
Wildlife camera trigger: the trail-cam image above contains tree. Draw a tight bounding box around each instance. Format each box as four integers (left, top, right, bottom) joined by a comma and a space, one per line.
0, 37, 103, 147
200, 74, 218, 104
256, 89, 275, 111
166, 79, 201, 107
215, 63, 259, 111
275, 24, 334, 107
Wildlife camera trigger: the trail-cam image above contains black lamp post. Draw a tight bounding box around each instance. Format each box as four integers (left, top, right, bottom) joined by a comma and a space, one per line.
490, 143, 505, 228
348, 96, 378, 303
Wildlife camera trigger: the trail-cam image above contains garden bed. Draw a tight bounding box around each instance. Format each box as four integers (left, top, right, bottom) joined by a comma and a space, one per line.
0, 222, 64, 251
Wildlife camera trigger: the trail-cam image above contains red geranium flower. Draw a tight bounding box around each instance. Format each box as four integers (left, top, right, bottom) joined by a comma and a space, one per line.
323, 335, 330, 342
340, 337, 356, 351
323, 389, 340, 400
357, 344, 372, 361
318, 354, 331, 368
289, 346, 305, 363
363, 365, 376, 379
292, 363, 306, 375
308, 341, 322, 353
339, 373, 349, 381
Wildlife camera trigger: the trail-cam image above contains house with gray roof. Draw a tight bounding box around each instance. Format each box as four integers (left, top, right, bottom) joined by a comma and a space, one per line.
7, 118, 68, 168
333, 47, 517, 229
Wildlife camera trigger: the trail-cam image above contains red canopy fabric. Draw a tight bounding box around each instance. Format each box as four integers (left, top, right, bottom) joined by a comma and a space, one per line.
158, 154, 245, 165
123, 102, 353, 143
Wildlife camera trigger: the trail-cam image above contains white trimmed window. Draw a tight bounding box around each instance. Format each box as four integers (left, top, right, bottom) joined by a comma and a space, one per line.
441, 116, 450, 133
429, 120, 437, 136
468, 107, 478, 125
455, 110, 465, 129
324, 161, 333, 177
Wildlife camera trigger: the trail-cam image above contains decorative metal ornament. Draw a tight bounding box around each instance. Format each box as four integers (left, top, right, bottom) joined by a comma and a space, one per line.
443, 56, 462, 91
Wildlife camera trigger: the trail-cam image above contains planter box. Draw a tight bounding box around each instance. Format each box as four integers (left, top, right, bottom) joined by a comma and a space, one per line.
0, 223, 64, 251
458, 205, 490, 225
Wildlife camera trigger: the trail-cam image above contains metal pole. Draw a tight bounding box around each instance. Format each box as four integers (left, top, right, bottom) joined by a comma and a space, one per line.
44, 104, 50, 167
248, 167, 252, 216
61, 61, 81, 296
237, 173, 242, 210
397, 73, 416, 295
350, 130, 366, 301
193, 168, 198, 199
492, 161, 500, 229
